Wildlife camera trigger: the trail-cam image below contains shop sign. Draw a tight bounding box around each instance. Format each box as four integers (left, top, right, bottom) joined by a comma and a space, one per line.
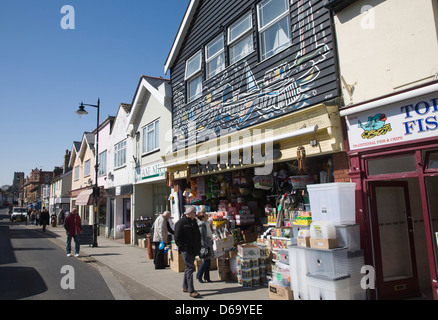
134, 162, 165, 183
346, 93, 438, 150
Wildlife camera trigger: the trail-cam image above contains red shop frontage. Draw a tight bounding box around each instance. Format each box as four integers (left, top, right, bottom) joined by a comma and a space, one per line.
341, 80, 438, 300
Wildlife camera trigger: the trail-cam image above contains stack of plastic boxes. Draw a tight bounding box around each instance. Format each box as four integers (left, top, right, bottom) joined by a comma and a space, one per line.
288, 182, 365, 300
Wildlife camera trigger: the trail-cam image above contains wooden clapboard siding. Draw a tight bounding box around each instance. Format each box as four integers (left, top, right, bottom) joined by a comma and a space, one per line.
169, 0, 339, 150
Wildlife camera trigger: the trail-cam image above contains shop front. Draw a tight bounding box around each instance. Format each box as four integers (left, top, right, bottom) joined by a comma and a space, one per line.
341, 81, 438, 300
163, 102, 351, 289
133, 161, 170, 246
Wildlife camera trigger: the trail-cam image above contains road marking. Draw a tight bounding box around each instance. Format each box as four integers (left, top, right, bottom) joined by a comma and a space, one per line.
97, 265, 132, 300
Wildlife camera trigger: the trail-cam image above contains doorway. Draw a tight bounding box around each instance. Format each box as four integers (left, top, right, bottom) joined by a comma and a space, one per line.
369, 181, 420, 299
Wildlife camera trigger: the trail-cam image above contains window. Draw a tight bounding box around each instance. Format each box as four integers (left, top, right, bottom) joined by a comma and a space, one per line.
228, 13, 254, 65
257, 0, 291, 61
98, 150, 107, 176
206, 35, 225, 79
74, 166, 79, 181
84, 160, 91, 177
142, 119, 160, 154
114, 140, 127, 168
185, 51, 203, 102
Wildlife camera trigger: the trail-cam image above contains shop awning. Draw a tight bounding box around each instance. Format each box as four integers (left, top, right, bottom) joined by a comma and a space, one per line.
75, 189, 93, 206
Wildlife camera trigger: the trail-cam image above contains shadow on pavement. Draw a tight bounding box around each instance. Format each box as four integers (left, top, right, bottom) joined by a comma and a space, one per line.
0, 267, 48, 299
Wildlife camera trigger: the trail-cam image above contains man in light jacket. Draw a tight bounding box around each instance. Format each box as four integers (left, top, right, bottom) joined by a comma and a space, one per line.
64, 208, 82, 257
152, 211, 171, 269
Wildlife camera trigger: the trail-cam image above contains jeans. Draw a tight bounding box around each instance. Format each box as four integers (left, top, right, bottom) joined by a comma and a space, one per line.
196, 259, 211, 281
181, 252, 196, 293
66, 234, 80, 255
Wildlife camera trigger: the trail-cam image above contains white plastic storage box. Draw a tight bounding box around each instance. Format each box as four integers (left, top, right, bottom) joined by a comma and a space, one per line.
288, 245, 310, 300
335, 224, 360, 251
307, 183, 356, 225
307, 274, 351, 300
344, 250, 366, 300
306, 247, 348, 279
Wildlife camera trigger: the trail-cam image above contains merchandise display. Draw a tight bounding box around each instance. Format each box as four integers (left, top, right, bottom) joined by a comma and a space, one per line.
168, 155, 363, 300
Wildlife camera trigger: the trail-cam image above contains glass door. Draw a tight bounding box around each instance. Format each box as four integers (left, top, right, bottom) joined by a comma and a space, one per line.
369, 181, 420, 299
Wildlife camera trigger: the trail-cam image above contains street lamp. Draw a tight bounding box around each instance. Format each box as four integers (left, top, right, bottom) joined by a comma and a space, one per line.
75, 98, 100, 248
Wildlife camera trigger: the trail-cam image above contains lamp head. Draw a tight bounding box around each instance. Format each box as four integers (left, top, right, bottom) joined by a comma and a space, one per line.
75, 102, 88, 118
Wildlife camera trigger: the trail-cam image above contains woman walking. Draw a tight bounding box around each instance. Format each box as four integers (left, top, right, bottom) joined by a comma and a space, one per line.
196, 212, 214, 283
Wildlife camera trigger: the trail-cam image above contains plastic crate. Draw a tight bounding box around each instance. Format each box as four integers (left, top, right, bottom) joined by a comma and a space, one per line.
306, 247, 348, 279
307, 183, 356, 225
307, 274, 351, 300
335, 224, 361, 251
288, 245, 310, 300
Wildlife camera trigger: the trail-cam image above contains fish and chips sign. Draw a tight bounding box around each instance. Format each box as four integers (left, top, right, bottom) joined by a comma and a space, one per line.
135, 162, 165, 183
345, 92, 438, 151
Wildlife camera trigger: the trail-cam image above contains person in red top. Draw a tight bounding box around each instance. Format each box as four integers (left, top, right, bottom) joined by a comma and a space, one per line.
64, 208, 82, 257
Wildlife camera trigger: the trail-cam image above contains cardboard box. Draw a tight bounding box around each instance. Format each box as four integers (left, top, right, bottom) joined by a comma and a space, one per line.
137, 238, 147, 248
297, 237, 310, 248
310, 238, 338, 250
169, 246, 185, 272
237, 244, 261, 259
268, 283, 294, 300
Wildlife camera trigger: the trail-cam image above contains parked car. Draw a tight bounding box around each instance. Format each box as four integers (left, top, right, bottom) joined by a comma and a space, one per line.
11, 207, 27, 222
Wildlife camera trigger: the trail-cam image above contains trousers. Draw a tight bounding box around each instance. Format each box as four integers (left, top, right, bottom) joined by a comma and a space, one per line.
66, 234, 80, 255
181, 251, 196, 293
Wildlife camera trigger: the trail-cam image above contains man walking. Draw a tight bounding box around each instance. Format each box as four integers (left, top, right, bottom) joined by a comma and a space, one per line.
64, 208, 82, 257
40, 208, 50, 232
152, 211, 172, 269
174, 206, 201, 298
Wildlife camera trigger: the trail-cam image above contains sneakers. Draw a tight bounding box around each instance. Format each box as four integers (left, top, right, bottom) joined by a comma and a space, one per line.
67, 253, 80, 257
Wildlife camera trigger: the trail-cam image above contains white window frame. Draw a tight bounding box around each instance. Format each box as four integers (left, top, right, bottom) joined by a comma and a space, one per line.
98, 150, 107, 176
142, 119, 160, 155
257, 0, 292, 61
205, 35, 225, 79
185, 50, 203, 102
74, 166, 79, 181
114, 140, 127, 169
228, 13, 254, 65
84, 159, 91, 177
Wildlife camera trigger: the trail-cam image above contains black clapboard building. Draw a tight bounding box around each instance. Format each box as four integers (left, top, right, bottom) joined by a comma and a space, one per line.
164, 0, 347, 183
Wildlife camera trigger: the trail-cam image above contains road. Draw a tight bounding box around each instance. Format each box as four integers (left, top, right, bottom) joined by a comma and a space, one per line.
0, 208, 164, 300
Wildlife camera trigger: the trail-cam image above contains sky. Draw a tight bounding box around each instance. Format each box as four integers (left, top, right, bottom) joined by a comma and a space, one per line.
0, 0, 190, 187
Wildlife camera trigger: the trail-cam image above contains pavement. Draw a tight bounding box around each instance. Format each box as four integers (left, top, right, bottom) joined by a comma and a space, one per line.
23, 223, 270, 301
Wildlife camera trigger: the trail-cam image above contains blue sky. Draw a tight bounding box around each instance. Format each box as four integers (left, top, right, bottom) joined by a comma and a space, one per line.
0, 0, 189, 187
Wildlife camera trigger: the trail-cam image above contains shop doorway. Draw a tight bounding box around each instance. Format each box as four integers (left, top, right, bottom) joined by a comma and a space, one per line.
109, 199, 114, 238
369, 181, 420, 299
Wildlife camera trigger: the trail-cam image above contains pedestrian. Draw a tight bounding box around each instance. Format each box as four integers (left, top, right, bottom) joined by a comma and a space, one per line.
196, 212, 214, 283
64, 208, 82, 257
30, 210, 36, 225
51, 212, 57, 227
40, 209, 50, 232
174, 206, 201, 298
152, 211, 172, 269
58, 210, 65, 225
35, 210, 40, 226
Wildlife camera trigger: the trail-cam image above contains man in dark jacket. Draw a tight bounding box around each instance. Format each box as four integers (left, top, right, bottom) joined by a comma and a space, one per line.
174, 206, 201, 298
40, 209, 50, 232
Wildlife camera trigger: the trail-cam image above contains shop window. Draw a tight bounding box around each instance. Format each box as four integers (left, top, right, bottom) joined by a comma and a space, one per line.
425, 176, 438, 279
206, 35, 225, 79
228, 13, 254, 65
367, 154, 416, 176
426, 151, 438, 171
257, 0, 291, 61
185, 51, 203, 102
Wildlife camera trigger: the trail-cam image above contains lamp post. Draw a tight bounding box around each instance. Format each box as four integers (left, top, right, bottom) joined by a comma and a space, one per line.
75, 98, 100, 248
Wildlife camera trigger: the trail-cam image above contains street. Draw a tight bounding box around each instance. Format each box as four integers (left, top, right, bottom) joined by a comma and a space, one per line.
0, 208, 164, 300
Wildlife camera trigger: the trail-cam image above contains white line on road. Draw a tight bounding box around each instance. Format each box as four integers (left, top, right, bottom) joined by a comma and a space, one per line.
97, 265, 132, 300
